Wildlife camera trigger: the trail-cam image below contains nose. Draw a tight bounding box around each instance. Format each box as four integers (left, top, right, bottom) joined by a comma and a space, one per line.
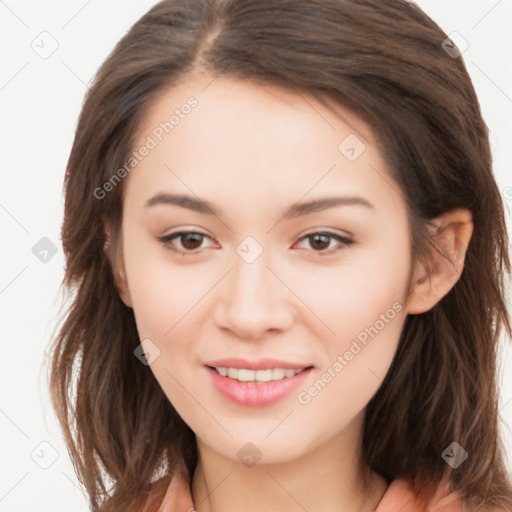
213, 248, 294, 340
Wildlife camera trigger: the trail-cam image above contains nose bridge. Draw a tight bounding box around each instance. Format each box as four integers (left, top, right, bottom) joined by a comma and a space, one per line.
215, 236, 292, 337
229, 239, 274, 311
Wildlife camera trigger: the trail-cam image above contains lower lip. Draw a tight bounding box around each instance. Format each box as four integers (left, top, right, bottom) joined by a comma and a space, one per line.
205, 366, 313, 407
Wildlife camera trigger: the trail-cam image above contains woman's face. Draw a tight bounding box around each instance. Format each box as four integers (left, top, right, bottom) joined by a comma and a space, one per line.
116, 72, 414, 464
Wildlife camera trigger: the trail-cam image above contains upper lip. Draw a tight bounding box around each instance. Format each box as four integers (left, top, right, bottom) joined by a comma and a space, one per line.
204, 358, 313, 371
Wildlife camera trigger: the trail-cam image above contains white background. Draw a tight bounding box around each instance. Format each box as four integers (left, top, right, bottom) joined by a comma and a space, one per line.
1, 1, 511, 510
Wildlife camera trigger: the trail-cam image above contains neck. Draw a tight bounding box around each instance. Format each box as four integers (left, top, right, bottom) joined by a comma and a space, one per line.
191, 413, 389, 512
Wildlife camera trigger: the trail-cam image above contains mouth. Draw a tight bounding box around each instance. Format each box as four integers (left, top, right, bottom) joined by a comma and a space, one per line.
206, 365, 313, 383
204, 359, 314, 407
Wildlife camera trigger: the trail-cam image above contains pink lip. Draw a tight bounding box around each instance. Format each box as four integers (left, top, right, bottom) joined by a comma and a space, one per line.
204, 358, 311, 371
205, 366, 313, 407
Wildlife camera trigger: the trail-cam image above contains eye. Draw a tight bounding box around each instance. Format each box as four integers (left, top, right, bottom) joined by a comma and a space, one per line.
294, 231, 354, 255
157, 230, 353, 256
156, 231, 215, 254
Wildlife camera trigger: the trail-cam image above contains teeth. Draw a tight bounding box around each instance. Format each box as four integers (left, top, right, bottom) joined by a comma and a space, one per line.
271, 368, 285, 380
255, 369, 272, 382
238, 369, 256, 381
217, 367, 228, 377
215, 367, 303, 382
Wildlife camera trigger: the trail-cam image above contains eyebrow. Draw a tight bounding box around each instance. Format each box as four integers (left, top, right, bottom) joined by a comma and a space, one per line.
144, 193, 375, 219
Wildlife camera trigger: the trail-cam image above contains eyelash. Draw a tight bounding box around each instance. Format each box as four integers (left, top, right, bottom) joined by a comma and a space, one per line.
156, 230, 354, 256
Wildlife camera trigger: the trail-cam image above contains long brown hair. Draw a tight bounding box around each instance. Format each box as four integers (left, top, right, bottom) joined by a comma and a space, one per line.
47, 0, 512, 510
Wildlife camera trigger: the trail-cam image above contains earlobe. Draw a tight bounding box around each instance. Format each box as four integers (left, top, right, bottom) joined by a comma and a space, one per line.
405, 208, 473, 315
104, 222, 133, 308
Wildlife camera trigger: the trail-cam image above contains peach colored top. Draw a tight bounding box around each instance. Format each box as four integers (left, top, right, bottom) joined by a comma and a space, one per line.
149, 472, 463, 512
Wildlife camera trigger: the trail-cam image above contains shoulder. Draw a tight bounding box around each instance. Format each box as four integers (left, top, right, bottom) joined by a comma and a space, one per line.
376, 477, 463, 512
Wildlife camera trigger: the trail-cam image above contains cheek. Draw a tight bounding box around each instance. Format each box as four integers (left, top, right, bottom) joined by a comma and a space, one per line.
286, 244, 409, 346
289, 245, 409, 413
124, 238, 216, 337
295, 304, 405, 436
303, 244, 410, 414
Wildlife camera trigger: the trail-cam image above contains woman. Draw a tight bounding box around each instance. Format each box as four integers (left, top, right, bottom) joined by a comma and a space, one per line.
48, 0, 512, 510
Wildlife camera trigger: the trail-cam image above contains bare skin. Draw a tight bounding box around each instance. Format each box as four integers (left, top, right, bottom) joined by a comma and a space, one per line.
111, 71, 473, 512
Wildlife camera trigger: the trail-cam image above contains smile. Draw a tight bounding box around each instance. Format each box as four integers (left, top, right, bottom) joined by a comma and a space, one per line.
212, 367, 304, 382
205, 364, 313, 407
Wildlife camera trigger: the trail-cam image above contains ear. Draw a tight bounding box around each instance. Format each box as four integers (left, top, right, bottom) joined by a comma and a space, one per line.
104, 222, 133, 308
405, 208, 473, 315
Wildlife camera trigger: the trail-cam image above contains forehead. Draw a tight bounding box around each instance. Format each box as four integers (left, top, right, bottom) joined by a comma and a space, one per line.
137, 72, 374, 156
124, 72, 404, 220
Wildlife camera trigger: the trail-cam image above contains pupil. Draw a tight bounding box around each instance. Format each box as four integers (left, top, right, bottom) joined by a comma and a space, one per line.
311, 234, 329, 250
182, 233, 202, 250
